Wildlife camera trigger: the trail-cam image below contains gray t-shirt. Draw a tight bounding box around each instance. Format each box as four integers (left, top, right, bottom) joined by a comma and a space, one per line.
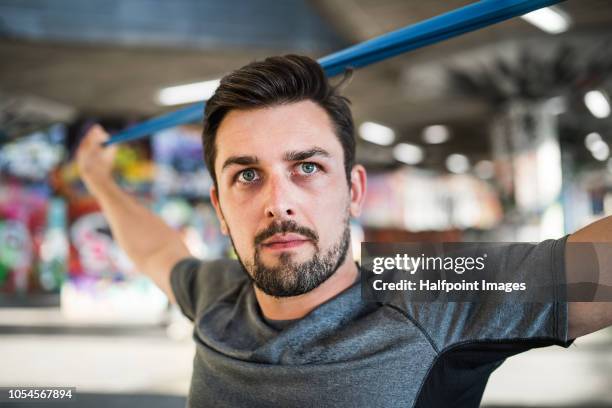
171, 236, 573, 407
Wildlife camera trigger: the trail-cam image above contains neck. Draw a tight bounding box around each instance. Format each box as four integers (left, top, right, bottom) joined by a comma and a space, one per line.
254, 254, 359, 321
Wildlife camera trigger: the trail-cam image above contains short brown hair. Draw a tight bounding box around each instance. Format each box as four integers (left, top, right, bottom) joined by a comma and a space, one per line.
202, 54, 355, 188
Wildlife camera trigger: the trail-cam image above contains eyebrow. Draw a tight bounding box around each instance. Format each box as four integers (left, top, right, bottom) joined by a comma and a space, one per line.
221, 155, 258, 172
283, 148, 331, 162
220, 147, 332, 173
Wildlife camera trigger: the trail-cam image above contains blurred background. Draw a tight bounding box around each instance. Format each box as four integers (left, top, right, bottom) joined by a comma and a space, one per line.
1, 0, 612, 407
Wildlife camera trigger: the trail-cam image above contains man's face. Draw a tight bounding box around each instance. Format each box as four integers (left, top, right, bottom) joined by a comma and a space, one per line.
210, 100, 364, 297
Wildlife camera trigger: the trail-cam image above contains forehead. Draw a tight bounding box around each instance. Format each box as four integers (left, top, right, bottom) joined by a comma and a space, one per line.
214, 100, 342, 167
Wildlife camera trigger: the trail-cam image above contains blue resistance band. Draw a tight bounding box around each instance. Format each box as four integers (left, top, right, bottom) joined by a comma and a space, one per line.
104, 0, 564, 146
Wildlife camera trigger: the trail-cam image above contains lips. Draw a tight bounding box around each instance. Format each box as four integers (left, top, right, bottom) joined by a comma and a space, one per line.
261, 233, 311, 250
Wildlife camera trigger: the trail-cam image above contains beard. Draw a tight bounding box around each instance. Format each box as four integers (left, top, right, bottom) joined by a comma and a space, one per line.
231, 213, 351, 298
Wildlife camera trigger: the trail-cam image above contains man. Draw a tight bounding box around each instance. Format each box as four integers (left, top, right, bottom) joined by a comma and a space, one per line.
77, 55, 612, 407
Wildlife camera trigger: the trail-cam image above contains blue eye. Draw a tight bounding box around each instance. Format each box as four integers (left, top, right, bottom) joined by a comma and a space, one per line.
238, 169, 259, 183
299, 162, 318, 174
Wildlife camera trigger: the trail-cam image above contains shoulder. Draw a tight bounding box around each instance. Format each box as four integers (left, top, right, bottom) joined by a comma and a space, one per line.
171, 257, 249, 320
173, 257, 247, 289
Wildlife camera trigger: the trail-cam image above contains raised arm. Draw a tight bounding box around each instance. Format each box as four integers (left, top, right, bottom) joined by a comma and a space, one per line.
76, 124, 191, 304
566, 215, 612, 339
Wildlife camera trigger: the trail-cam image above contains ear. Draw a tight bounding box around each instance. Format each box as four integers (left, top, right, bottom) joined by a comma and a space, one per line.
210, 185, 229, 235
348, 164, 367, 218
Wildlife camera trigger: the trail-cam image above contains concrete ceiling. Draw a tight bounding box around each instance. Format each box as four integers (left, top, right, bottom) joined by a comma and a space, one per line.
1, 0, 612, 170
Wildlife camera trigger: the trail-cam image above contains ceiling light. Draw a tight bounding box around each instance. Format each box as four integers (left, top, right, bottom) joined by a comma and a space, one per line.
157, 79, 221, 106
590, 140, 610, 162
520, 6, 571, 34
359, 122, 395, 146
585, 132, 603, 151
393, 143, 424, 165
446, 153, 470, 174
584, 90, 611, 119
474, 160, 494, 179
422, 125, 450, 144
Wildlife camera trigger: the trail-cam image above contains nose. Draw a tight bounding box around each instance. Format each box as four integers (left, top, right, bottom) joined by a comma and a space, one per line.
263, 173, 296, 219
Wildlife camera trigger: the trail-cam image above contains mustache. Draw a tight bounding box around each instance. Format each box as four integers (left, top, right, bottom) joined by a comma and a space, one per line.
254, 220, 318, 246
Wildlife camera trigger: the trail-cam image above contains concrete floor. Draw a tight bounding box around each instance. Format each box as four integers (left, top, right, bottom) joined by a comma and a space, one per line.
1, 393, 186, 408
484, 328, 612, 406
